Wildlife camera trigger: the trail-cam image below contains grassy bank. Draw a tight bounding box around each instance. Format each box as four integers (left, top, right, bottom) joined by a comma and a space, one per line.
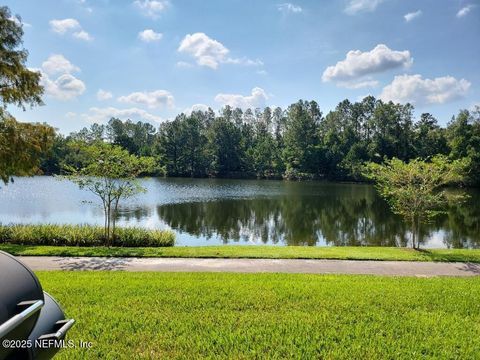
39, 272, 480, 359
0, 224, 174, 247
3, 244, 480, 262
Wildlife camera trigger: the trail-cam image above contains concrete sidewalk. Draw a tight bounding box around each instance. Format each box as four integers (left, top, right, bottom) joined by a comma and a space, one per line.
19, 256, 480, 277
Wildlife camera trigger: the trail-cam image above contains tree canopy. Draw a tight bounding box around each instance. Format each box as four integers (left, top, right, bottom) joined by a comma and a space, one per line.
0, 6, 43, 109
0, 112, 54, 184
0, 6, 53, 185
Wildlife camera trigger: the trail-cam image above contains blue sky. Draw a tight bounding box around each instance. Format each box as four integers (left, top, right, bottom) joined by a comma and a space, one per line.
5, 0, 480, 133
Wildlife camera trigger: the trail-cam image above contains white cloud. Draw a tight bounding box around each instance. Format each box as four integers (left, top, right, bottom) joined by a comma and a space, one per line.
178, 33, 228, 69
138, 29, 163, 42
41, 73, 86, 100
37, 55, 85, 100
404, 10, 422, 22
49, 18, 92, 41
322, 44, 412, 83
457, 4, 475, 18
178, 32, 262, 69
82, 107, 163, 123
134, 0, 169, 18
224, 57, 264, 66
175, 61, 193, 68
49, 18, 80, 33
277, 3, 303, 14
65, 112, 77, 118
345, 0, 384, 15
380, 74, 471, 105
183, 104, 211, 115
73, 30, 93, 41
118, 90, 174, 109
97, 89, 113, 101
41, 54, 80, 76
215, 87, 268, 110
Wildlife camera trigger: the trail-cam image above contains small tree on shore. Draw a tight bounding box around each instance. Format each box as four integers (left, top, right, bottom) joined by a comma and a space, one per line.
63, 142, 155, 246
363, 156, 468, 249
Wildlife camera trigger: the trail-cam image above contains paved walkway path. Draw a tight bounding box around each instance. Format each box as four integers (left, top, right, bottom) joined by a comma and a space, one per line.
19, 256, 480, 277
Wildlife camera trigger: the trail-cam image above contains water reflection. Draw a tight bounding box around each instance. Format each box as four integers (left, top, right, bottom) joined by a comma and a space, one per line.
439, 190, 480, 248
117, 207, 152, 222
155, 185, 480, 248
156, 192, 409, 246
1, 177, 479, 248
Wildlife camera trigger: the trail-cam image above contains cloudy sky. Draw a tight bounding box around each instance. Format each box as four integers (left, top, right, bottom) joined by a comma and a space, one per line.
5, 0, 480, 133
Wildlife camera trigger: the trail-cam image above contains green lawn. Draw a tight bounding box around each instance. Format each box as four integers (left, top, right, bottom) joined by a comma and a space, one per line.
3, 244, 480, 263
39, 272, 480, 359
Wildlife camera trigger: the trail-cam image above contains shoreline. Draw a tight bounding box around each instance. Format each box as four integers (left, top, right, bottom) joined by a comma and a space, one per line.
15, 174, 480, 189
3, 244, 480, 263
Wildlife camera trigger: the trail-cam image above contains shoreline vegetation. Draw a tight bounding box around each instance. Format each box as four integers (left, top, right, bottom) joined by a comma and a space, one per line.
0, 224, 175, 247
3, 244, 480, 263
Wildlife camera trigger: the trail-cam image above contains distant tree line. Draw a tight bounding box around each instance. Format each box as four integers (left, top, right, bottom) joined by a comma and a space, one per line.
39, 97, 480, 186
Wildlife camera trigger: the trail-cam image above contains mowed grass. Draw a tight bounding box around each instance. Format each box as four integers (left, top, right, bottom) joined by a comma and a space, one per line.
5, 244, 480, 263
37, 272, 480, 360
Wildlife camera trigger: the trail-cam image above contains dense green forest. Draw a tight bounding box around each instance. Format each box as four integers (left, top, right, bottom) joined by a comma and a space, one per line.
40, 96, 480, 185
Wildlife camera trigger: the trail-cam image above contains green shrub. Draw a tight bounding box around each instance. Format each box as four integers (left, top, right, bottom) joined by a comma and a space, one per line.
112, 227, 175, 247
0, 224, 174, 247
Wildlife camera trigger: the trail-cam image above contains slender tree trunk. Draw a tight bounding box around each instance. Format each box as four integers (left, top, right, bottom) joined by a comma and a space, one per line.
103, 205, 108, 243
106, 204, 109, 247
415, 218, 421, 250
106, 195, 111, 247
112, 197, 120, 245
111, 207, 116, 246
411, 219, 416, 249
101, 197, 108, 242
411, 217, 421, 250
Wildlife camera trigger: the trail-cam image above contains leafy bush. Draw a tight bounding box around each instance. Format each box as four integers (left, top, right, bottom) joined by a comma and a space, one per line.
0, 224, 175, 247
282, 169, 317, 180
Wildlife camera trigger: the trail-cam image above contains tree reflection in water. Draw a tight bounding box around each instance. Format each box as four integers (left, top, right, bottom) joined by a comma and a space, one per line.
154, 184, 480, 248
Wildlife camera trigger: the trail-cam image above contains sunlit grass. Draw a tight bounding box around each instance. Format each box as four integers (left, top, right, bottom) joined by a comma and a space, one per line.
38, 272, 480, 359
3, 244, 480, 263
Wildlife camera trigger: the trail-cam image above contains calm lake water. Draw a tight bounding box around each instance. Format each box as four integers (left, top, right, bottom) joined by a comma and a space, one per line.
1, 176, 479, 248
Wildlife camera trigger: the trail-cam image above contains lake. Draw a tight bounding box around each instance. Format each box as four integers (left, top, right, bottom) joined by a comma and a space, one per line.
0, 177, 479, 248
